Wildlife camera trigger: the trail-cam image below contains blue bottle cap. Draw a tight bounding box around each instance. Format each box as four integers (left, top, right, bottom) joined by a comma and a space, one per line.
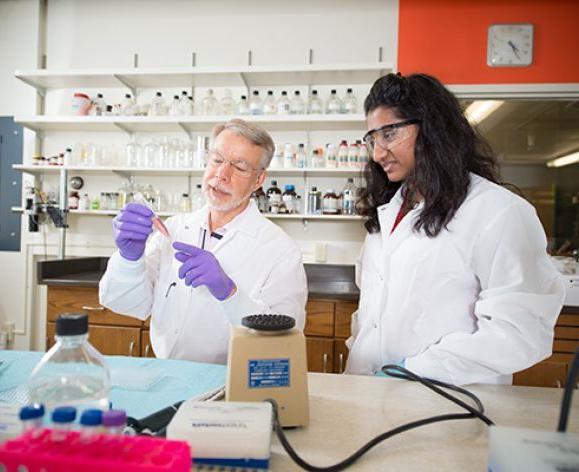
51, 406, 77, 423
80, 409, 103, 426
19, 404, 45, 421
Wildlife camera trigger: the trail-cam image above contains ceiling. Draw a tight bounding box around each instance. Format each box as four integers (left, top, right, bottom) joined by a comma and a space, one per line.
460, 100, 579, 166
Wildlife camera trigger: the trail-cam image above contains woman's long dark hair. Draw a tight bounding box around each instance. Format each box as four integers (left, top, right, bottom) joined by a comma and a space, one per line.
358, 73, 500, 236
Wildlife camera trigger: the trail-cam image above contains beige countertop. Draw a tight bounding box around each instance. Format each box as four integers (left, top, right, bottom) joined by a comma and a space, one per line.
268, 373, 579, 471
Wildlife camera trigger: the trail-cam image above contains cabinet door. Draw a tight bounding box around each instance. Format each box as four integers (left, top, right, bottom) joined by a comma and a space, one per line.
304, 301, 334, 337
333, 339, 349, 374
306, 337, 334, 373
46, 322, 140, 357
335, 302, 357, 339
513, 361, 568, 388
47, 286, 143, 327
141, 330, 155, 358
89, 325, 141, 356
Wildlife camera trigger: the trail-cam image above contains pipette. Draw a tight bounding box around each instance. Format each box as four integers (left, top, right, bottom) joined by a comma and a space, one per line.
133, 193, 172, 240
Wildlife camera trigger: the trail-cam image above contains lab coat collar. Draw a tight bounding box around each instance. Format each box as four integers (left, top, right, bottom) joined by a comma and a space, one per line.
198, 200, 261, 239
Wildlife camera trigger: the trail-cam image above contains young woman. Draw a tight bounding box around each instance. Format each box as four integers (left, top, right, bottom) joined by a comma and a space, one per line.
345, 73, 565, 385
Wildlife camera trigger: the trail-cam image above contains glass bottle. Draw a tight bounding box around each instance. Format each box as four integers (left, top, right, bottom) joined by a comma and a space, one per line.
249, 90, 263, 115
266, 180, 282, 211
169, 95, 182, 116
270, 144, 282, 169
254, 186, 268, 213
125, 141, 142, 167
263, 91, 277, 115
277, 91, 290, 115
325, 89, 342, 115
68, 191, 79, 210
144, 141, 158, 168
27, 313, 110, 411
342, 88, 358, 114
121, 93, 136, 116
322, 189, 340, 215
338, 140, 349, 168
290, 91, 305, 114
325, 143, 337, 168
283, 143, 295, 169
296, 143, 307, 168
191, 184, 204, 211
220, 89, 236, 115
202, 89, 219, 115
79, 193, 90, 211
238, 95, 249, 115
282, 185, 298, 214
348, 142, 359, 167
178, 90, 190, 114
342, 178, 357, 215
93, 93, 106, 116
307, 90, 323, 114
357, 140, 369, 168
180, 193, 192, 213
307, 186, 320, 214
149, 91, 166, 116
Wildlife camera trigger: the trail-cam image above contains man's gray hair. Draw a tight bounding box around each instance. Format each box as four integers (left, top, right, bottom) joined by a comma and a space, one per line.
211, 119, 275, 169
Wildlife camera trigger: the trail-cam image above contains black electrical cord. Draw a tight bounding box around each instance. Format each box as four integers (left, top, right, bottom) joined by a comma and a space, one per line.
267, 364, 494, 472
557, 348, 579, 432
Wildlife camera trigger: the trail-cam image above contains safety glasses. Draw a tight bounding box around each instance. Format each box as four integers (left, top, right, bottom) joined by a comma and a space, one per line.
206, 150, 264, 179
362, 119, 420, 154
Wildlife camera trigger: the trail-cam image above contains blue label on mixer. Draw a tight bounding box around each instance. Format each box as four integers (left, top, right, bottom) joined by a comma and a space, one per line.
248, 359, 290, 388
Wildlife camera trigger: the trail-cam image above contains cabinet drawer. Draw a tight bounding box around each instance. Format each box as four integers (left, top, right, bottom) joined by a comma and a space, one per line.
333, 340, 349, 374
141, 330, 155, 358
554, 326, 579, 340
47, 322, 141, 357
306, 337, 334, 373
335, 302, 357, 339
48, 286, 143, 327
513, 361, 568, 388
553, 339, 579, 354
557, 314, 579, 327
305, 301, 334, 337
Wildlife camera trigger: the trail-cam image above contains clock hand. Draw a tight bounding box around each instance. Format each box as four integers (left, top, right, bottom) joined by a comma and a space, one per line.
507, 40, 521, 60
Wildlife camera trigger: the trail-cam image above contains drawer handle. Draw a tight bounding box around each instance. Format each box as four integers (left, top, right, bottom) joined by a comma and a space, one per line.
128, 341, 135, 357
144, 344, 150, 358
339, 353, 344, 374
556, 380, 562, 388
82, 305, 105, 311
323, 353, 328, 373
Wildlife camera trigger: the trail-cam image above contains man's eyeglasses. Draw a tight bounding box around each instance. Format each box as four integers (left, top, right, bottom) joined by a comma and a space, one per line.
206, 150, 264, 179
362, 119, 420, 153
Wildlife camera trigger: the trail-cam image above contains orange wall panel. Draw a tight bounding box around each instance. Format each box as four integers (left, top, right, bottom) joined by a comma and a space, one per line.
398, 0, 579, 84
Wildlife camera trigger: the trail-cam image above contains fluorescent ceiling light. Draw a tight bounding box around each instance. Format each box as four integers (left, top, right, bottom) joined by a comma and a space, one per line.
546, 150, 579, 168
464, 100, 504, 125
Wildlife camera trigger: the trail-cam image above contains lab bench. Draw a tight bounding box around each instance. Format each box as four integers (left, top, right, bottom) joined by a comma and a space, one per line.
38, 257, 579, 385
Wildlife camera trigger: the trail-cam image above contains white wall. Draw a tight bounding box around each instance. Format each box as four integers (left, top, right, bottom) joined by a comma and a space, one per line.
1, 0, 400, 350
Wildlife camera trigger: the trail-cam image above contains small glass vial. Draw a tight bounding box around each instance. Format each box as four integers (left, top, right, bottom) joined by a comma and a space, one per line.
80, 409, 103, 440
102, 409, 126, 435
322, 189, 340, 215
51, 406, 76, 441
19, 404, 45, 436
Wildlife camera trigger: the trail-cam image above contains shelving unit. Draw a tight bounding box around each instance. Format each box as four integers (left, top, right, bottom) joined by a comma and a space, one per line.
14, 62, 384, 257
13, 164, 364, 178
11, 206, 363, 222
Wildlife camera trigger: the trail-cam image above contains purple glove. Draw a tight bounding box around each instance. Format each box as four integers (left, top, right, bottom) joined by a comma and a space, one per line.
173, 241, 236, 301
112, 203, 154, 261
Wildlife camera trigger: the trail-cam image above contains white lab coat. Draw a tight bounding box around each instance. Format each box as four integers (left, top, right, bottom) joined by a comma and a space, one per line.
345, 174, 565, 385
99, 201, 307, 363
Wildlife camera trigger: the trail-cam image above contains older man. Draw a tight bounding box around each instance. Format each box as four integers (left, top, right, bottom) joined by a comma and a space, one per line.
99, 119, 307, 363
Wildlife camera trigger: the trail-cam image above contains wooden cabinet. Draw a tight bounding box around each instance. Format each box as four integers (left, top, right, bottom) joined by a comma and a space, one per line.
304, 299, 357, 373
141, 330, 155, 358
46, 286, 147, 357
513, 307, 579, 388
